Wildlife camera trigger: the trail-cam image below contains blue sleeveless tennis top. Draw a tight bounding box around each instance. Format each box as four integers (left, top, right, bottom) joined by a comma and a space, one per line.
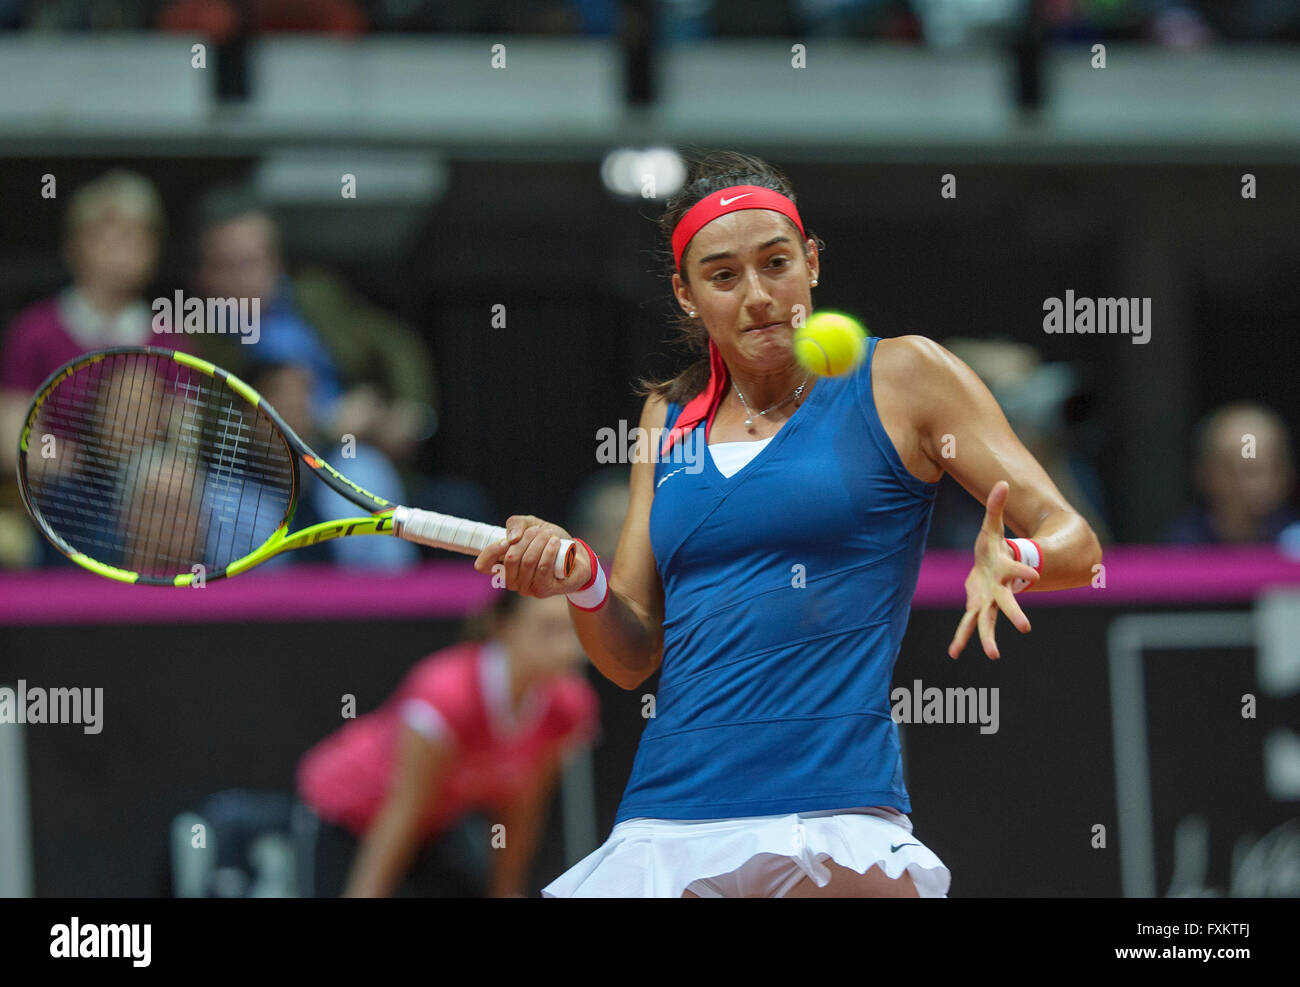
616, 335, 939, 823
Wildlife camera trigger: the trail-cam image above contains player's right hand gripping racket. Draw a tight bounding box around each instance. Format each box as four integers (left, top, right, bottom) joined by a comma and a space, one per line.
15, 346, 575, 586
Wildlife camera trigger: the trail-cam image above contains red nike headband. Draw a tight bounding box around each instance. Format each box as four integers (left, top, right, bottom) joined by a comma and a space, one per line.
660, 186, 808, 457
671, 185, 806, 271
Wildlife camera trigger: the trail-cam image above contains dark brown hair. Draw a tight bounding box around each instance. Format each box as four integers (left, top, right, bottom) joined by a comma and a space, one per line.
635, 150, 823, 406
456, 586, 526, 643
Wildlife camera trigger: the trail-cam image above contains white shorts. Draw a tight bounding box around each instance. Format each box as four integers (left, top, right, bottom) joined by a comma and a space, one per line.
541, 806, 951, 898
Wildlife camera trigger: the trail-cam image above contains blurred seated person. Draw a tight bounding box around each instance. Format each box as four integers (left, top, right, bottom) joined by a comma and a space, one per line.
795, 0, 922, 40
297, 591, 600, 897
249, 362, 418, 570
160, 0, 368, 37
1040, 0, 1212, 46
0, 169, 171, 568
193, 192, 343, 428
926, 338, 1112, 550
1165, 402, 1299, 546
192, 186, 438, 470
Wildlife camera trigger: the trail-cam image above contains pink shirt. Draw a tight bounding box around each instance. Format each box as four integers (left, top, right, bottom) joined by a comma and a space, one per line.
0, 291, 176, 394
297, 641, 600, 839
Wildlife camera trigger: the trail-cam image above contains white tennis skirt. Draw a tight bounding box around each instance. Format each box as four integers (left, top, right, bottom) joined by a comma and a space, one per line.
542, 807, 951, 898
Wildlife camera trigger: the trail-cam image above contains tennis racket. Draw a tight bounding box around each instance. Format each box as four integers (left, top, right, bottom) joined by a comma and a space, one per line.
15, 346, 576, 586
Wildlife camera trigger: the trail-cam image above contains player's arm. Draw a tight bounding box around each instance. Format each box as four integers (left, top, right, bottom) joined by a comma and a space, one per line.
474, 394, 667, 690
568, 392, 668, 689
899, 335, 1102, 586
488, 749, 566, 898
886, 336, 1103, 657
342, 723, 450, 897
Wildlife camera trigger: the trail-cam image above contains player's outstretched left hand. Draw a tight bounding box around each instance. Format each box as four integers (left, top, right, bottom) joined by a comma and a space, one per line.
947, 480, 1040, 660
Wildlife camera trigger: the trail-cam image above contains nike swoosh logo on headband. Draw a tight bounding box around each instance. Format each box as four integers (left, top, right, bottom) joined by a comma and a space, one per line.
719, 194, 754, 205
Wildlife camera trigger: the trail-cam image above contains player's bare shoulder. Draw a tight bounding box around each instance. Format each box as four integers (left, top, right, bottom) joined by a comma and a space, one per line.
871, 336, 956, 484
635, 390, 672, 479
627, 390, 670, 505
610, 388, 668, 628
639, 389, 671, 433
873, 334, 955, 386
872, 335, 959, 412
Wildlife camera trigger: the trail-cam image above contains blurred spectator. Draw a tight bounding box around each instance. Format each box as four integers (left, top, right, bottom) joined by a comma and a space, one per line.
1148, 2, 1214, 47
0, 169, 171, 568
20, 0, 161, 31
296, 591, 599, 897
192, 186, 437, 468
2, 0, 1296, 39
160, 0, 367, 38
251, 361, 418, 570
927, 337, 1112, 549
161, 0, 615, 36
798, 0, 922, 39
192, 185, 495, 540
1165, 402, 1299, 546
291, 266, 439, 468
193, 191, 344, 424
1038, 0, 1221, 46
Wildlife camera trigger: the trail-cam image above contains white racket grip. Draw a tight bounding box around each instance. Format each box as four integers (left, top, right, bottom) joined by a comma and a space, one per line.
392, 506, 576, 579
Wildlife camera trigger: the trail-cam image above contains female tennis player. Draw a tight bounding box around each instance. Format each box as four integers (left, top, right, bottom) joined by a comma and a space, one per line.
475, 151, 1103, 898
296, 591, 599, 897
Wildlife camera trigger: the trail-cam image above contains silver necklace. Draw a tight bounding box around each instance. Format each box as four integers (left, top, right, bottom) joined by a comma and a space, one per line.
733, 372, 811, 428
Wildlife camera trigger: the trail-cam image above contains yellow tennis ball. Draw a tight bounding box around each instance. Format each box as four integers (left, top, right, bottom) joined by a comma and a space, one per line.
794, 311, 868, 376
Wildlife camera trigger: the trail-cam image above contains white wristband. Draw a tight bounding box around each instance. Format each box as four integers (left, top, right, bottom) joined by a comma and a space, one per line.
1005, 538, 1042, 592
566, 539, 609, 611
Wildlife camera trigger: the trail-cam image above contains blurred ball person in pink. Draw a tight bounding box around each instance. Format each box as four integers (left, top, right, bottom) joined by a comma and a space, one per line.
297, 592, 600, 897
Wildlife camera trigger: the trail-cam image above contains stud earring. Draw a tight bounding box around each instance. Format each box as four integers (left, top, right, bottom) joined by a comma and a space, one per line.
810, 278, 819, 287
